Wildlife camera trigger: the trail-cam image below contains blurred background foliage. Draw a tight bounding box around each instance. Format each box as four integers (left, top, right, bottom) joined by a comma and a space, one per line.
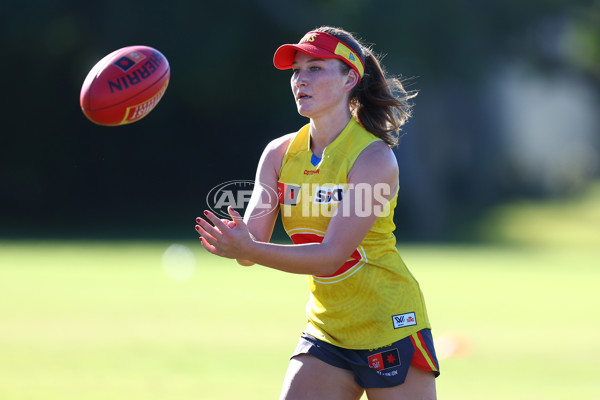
0, 0, 598, 241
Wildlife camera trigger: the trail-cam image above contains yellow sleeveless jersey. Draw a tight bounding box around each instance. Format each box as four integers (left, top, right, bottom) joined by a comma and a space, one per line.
277, 118, 431, 349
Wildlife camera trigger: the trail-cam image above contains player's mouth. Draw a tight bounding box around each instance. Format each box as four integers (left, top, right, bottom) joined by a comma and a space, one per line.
296, 93, 312, 102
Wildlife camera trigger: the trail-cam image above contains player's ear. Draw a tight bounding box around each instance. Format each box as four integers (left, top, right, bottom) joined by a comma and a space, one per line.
343, 69, 359, 92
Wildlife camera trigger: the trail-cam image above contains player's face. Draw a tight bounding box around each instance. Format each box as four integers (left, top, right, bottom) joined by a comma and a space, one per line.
291, 52, 351, 119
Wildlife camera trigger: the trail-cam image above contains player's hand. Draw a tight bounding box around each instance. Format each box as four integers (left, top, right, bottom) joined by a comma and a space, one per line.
195, 206, 254, 260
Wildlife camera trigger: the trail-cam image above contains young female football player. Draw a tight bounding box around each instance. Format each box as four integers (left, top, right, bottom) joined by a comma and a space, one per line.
195, 26, 439, 400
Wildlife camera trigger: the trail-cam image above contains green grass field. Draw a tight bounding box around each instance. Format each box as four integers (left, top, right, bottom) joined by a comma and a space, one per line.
1, 185, 599, 399
1, 242, 598, 399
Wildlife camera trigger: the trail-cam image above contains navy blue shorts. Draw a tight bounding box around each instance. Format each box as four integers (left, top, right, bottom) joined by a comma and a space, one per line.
291, 329, 440, 388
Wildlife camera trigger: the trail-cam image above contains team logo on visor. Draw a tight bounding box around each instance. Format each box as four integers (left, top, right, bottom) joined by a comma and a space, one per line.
300, 33, 317, 43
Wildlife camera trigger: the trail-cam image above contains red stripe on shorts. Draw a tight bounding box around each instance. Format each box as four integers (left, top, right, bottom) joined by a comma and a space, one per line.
410, 331, 439, 372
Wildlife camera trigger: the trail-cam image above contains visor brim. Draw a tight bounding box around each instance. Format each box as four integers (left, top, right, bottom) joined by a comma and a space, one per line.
273, 43, 336, 70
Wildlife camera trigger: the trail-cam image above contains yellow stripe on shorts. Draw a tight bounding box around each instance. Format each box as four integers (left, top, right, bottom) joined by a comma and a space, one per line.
412, 332, 439, 372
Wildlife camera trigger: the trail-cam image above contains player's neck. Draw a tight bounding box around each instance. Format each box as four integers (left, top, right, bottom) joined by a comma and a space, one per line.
308, 112, 352, 158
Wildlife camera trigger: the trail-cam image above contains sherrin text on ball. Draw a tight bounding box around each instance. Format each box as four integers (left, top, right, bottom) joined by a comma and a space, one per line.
80, 45, 170, 126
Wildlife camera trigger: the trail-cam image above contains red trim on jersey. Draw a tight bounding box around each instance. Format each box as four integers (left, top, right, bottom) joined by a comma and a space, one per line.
290, 232, 361, 277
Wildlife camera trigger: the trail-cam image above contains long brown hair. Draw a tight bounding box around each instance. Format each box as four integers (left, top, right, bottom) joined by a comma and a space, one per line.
315, 26, 416, 147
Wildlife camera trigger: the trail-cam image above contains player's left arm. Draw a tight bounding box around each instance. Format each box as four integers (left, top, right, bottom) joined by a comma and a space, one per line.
196, 141, 398, 275
320, 141, 398, 262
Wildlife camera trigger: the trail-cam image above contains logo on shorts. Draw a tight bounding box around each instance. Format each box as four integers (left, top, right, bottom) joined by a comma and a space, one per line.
368, 348, 400, 371
392, 312, 417, 329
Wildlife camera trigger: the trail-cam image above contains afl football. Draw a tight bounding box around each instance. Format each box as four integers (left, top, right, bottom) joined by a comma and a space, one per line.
80, 45, 170, 126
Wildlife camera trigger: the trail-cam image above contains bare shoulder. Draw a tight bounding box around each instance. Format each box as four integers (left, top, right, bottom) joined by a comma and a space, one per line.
268, 132, 296, 151
348, 141, 399, 199
352, 141, 399, 177
257, 132, 296, 180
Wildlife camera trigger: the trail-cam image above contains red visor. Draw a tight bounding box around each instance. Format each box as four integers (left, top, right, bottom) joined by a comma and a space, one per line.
273, 31, 365, 80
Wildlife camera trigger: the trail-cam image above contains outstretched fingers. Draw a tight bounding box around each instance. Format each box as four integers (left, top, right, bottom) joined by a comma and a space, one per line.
228, 206, 244, 224
195, 220, 218, 246
198, 236, 218, 254
195, 211, 238, 257
202, 210, 230, 232
195, 209, 251, 260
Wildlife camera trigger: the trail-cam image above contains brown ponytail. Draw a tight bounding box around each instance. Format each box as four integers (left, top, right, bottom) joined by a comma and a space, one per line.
315, 26, 416, 147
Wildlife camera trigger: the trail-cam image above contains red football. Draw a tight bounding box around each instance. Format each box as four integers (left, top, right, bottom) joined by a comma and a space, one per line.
80, 45, 170, 126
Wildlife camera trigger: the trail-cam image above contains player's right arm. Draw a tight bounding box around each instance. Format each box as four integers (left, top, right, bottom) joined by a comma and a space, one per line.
235, 133, 293, 266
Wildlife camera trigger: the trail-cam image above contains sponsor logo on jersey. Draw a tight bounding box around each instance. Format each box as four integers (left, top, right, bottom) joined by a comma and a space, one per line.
392, 312, 417, 329
303, 169, 320, 175
368, 348, 401, 371
314, 185, 344, 204
278, 182, 301, 206
276, 182, 391, 218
